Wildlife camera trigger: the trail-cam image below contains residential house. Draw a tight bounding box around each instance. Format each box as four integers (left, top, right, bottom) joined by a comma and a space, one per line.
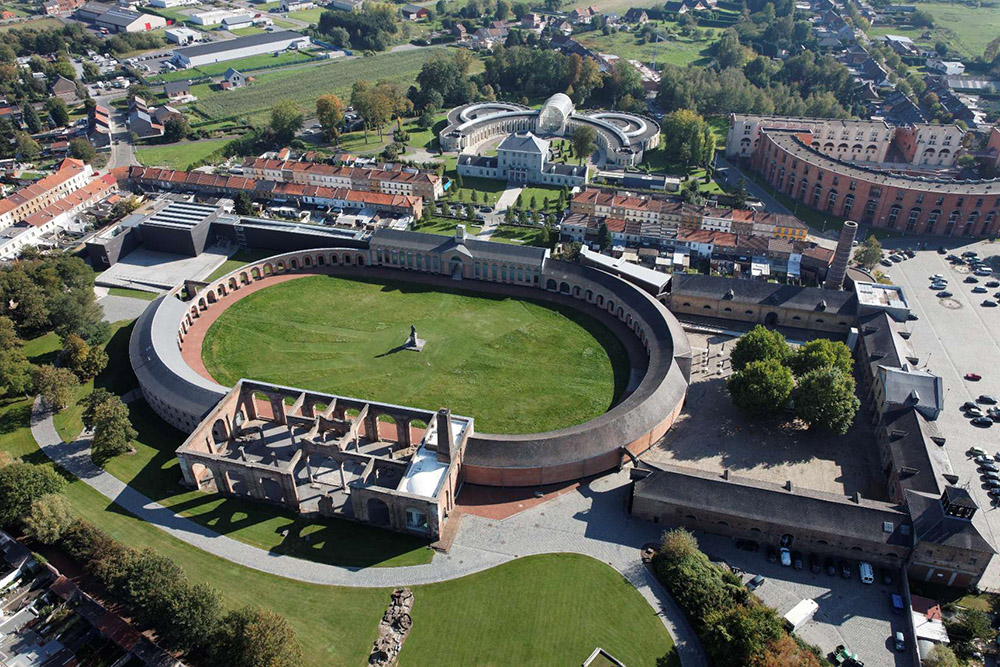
221, 68, 247, 89
163, 80, 191, 100
927, 59, 965, 76
623, 8, 648, 24
400, 3, 428, 19
50, 75, 77, 103
329, 0, 364, 10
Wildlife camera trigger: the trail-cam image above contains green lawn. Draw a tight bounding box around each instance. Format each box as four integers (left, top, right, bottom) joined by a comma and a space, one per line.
229, 25, 267, 36
0, 16, 63, 32
193, 48, 453, 123
285, 6, 324, 23
205, 249, 277, 282
917, 2, 1000, 58
202, 275, 629, 433
107, 287, 159, 301
489, 224, 552, 247
194, 50, 316, 77
135, 139, 231, 170
575, 23, 718, 67
412, 216, 482, 236
400, 553, 678, 666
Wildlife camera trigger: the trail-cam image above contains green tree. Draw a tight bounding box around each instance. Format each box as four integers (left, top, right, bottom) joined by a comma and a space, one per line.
946, 608, 993, 646
726, 358, 794, 417
269, 99, 303, 145
529, 195, 537, 209
715, 27, 748, 69
729, 325, 789, 371
163, 116, 189, 143
82, 61, 100, 81
80, 388, 114, 431
791, 367, 859, 434
731, 178, 748, 210
61, 333, 90, 376
596, 221, 611, 250
157, 582, 223, 652
923, 645, 959, 667
0, 316, 32, 396
91, 395, 137, 462
33, 364, 79, 410
16, 133, 40, 161
211, 605, 302, 667
315, 93, 345, 143
234, 191, 254, 216
48, 288, 107, 344
23, 493, 74, 544
22, 104, 42, 134
789, 339, 852, 376
0, 462, 65, 527
69, 138, 97, 163
852, 235, 882, 270
45, 98, 70, 128
660, 109, 711, 167
569, 124, 597, 165
660, 527, 699, 560
81, 346, 108, 380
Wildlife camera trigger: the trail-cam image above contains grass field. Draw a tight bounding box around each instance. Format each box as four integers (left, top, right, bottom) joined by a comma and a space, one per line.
193, 48, 451, 122
412, 216, 482, 236
202, 275, 629, 433
488, 224, 552, 246
205, 249, 276, 282
195, 50, 316, 76
106, 287, 159, 301
0, 16, 63, 32
285, 6, 324, 23
575, 24, 718, 67
918, 2, 1000, 58
135, 138, 230, 170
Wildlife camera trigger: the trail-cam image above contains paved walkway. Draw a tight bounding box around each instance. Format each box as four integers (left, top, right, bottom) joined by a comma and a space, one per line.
30, 398, 705, 666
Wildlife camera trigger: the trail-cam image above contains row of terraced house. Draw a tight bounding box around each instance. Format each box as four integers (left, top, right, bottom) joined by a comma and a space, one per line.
241, 158, 445, 202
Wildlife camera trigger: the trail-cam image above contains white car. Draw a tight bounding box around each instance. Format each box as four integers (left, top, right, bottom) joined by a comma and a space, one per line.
931, 274, 945, 281
779, 547, 791, 567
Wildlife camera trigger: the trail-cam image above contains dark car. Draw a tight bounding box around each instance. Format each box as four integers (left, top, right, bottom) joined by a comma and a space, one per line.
973, 416, 994, 427
938, 291, 953, 298
981, 395, 998, 405
980, 461, 999, 472
938, 247, 947, 254
988, 281, 1000, 288
792, 551, 803, 571
824, 557, 837, 576
982, 300, 998, 307
881, 569, 893, 586
964, 401, 980, 411
809, 553, 821, 574
905, 248, 915, 258
963, 251, 979, 258
746, 574, 765, 591
735, 539, 759, 552
839, 560, 852, 579
965, 276, 980, 283
766, 545, 778, 562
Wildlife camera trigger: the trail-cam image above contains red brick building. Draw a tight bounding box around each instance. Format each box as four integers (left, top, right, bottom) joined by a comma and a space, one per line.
752, 129, 1000, 237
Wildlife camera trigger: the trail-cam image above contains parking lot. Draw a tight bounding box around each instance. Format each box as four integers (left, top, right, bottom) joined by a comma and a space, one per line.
879, 239, 1000, 589
697, 532, 913, 667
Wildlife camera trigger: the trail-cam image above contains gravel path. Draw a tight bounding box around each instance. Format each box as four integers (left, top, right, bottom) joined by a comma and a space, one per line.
30, 398, 705, 666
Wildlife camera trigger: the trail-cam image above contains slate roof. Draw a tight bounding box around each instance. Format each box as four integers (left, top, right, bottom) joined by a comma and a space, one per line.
163, 80, 190, 95
906, 489, 994, 553
174, 31, 305, 59
370, 228, 548, 264
498, 132, 548, 154
635, 463, 913, 548
882, 407, 951, 496
671, 273, 859, 315
879, 365, 945, 415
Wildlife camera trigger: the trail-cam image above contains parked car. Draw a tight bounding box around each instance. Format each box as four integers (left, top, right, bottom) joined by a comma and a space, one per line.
894, 631, 905, 652
976, 454, 992, 464
964, 401, 980, 411
746, 574, 765, 590
987, 281, 999, 288
809, 553, 821, 574
970, 447, 989, 456
980, 395, 997, 405
938, 291, 953, 298
967, 406, 985, 417
930, 283, 947, 290
938, 247, 947, 254
839, 560, 852, 579
973, 416, 994, 427
966, 276, 980, 283
879, 259, 893, 267
966, 373, 983, 381
824, 557, 837, 576
792, 551, 803, 571
780, 547, 791, 567
981, 470, 1000, 480
981, 462, 1000, 472
973, 286, 989, 293
983, 300, 998, 308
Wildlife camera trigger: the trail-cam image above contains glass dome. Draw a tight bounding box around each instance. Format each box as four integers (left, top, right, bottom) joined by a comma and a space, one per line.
537, 93, 574, 134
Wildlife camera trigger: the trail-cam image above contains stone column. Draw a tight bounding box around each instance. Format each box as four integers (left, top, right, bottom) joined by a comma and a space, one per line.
366, 413, 381, 442
396, 418, 411, 448
339, 462, 347, 492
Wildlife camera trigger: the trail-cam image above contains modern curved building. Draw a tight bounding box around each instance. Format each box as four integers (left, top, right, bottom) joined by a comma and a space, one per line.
439, 93, 661, 171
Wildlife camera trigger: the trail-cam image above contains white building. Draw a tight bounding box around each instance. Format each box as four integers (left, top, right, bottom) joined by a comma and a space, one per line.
165, 26, 200, 44
149, 0, 198, 7
172, 30, 310, 68
189, 8, 253, 26
457, 131, 588, 187
95, 7, 166, 32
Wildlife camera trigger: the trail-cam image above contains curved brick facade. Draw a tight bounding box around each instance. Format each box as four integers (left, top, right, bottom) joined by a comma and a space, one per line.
130, 247, 691, 487
753, 130, 1000, 237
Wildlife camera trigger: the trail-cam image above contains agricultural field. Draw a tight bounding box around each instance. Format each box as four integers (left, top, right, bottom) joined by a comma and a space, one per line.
202, 275, 629, 433
194, 49, 317, 76
575, 23, 720, 67
193, 48, 452, 123
135, 138, 230, 170
284, 6, 324, 23
918, 1, 1000, 58
0, 15, 63, 31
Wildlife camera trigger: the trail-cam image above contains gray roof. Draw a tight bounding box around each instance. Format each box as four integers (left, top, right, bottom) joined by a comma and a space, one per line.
906, 489, 994, 553
880, 365, 945, 415
882, 407, 951, 496
97, 7, 145, 26
859, 311, 916, 377
163, 80, 190, 94
498, 132, 548, 154
635, 463, 913, 548
371, 228, 548, 264
671, 273, 858, 315
174, 31, 306, 59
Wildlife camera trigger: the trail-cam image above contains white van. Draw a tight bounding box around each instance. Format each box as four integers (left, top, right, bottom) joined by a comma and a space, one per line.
859, 561, 874, 584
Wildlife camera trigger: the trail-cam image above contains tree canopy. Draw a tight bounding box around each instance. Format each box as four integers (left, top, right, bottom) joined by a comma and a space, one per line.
727, 358, 794, 417
789, 339, 852, 376
0, 462, 65, 527
791, 367, 859, 434
729, 325, 789, 371
852, 236, 882, 270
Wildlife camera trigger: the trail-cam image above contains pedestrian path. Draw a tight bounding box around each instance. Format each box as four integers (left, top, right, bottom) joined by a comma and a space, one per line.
30, 398, 705, 666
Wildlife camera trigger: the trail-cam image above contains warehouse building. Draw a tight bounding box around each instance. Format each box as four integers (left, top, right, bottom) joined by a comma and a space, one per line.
171, 31, 310, 68
94, 6, 166, 32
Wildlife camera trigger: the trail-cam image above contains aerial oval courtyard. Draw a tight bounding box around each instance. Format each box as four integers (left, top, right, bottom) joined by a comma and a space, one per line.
200, 274, 630, 434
